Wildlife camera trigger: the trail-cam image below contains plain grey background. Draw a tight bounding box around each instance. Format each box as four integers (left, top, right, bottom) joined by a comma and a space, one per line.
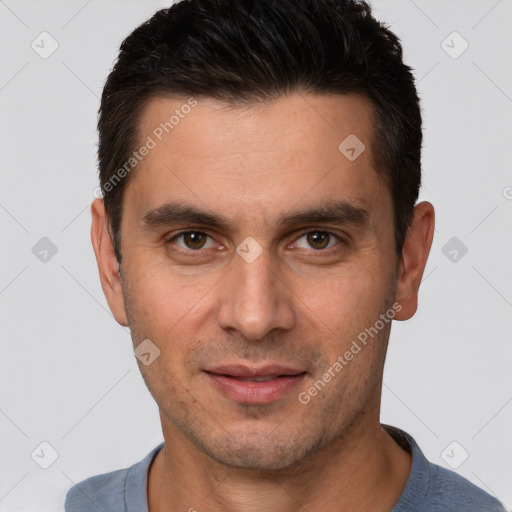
0, 0, 511, 510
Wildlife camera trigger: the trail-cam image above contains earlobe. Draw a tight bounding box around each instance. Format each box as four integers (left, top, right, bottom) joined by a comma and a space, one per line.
90, 198, 129, 326
394, 201, 435, 321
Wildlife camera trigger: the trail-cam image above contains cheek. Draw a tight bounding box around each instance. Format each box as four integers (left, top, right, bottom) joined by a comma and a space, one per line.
124, 258, 218, 335
299, 262, 392, 339
123, 265, 222, 387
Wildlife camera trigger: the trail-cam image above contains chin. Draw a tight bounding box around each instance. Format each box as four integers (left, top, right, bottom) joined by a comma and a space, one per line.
191, 426, 327, 472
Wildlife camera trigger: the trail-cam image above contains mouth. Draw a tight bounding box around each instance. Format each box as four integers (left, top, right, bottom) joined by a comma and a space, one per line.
204, 364, 307, 404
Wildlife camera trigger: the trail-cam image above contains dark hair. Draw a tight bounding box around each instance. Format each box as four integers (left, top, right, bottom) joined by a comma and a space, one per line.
98, 0, 422, 264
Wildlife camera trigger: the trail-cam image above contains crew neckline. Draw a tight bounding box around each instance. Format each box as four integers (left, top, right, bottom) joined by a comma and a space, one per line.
129, 425, 424, 511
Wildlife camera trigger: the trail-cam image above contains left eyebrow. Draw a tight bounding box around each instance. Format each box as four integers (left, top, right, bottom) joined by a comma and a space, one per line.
275, 200, 370, 229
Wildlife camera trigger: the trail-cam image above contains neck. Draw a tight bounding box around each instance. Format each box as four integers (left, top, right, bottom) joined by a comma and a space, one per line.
148, 414, 411, 512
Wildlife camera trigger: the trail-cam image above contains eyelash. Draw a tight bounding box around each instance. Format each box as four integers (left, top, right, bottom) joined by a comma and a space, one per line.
165, 229, 345, 254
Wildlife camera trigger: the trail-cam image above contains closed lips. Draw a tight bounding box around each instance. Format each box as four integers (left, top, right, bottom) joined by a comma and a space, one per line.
204, 364, 306, 380
208, 374, 305, 382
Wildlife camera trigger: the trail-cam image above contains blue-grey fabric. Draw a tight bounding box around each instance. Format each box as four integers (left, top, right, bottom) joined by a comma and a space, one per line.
65, 426, 507, 512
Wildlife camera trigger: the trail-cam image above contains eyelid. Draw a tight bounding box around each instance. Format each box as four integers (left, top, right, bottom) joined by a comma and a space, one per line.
293, 227, 346, 239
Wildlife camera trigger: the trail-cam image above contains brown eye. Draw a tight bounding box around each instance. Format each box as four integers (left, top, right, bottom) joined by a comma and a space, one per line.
171, 231, 215, 250
294, 231, 338, 251
184, 232, 206, 249
306, 232, 330, 250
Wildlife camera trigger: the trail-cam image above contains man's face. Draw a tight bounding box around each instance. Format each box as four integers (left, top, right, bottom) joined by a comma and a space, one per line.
114, 93, 400, 470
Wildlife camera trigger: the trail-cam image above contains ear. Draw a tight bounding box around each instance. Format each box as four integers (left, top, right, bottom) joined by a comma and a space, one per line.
394, 201, 435, 321
90, 198, 128, 326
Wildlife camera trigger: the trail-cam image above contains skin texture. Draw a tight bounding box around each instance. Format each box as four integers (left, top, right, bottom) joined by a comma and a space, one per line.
91, 92, 435, 511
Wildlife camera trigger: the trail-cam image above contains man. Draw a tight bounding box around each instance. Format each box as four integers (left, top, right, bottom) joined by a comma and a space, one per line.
65, 0, 507, 510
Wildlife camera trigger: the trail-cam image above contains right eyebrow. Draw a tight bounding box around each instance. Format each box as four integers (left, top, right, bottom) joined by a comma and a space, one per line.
140, 202, 235, 232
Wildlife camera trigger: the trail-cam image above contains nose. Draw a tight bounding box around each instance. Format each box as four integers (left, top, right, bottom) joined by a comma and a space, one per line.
217, 246, 296, 341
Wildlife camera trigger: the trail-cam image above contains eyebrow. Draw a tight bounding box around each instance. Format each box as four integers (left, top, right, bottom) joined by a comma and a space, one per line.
275, 201, 369, 229
141, 203, 233, 231
140, 200, 370, 232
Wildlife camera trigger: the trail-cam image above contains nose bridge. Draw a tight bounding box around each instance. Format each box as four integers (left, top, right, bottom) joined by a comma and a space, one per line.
217, 244, 295, 340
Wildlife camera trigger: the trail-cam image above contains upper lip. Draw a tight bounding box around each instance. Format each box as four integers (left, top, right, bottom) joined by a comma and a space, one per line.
204, 364, 305, 378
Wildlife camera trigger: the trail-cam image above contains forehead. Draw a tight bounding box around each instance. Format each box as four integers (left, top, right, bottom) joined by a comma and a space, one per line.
126, 92, 387, 222
137, 92, 375, 159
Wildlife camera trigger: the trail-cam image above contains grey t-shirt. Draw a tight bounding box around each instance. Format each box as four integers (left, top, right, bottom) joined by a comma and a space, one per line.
65, 426, 507, 512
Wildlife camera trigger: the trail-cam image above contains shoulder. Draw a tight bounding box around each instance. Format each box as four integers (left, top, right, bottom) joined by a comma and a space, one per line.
384, 425, 508, 512
65, 466, 129, 512
64, 443, 164, 512
427, 463, 508, 512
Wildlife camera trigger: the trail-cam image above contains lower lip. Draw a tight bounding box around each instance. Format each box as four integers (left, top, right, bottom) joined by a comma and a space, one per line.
205, 372, 306, 404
